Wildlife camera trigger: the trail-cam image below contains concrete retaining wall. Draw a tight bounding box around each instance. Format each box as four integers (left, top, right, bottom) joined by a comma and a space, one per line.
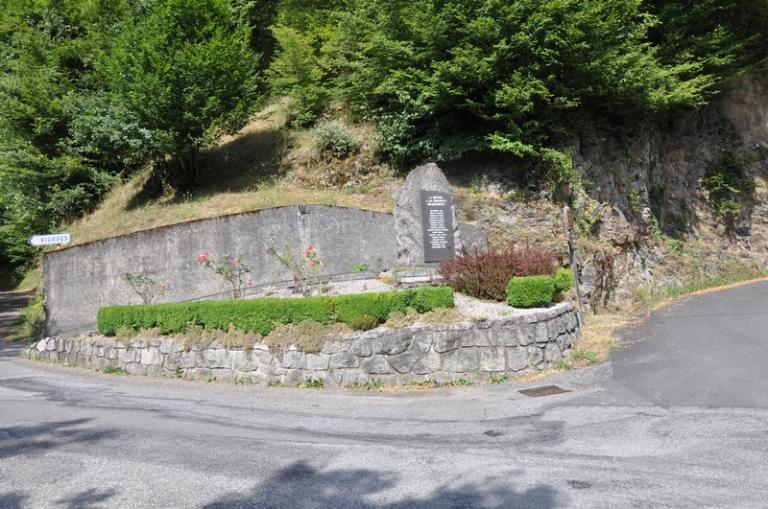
25, 303, 579, 386
44, 205, 487, 336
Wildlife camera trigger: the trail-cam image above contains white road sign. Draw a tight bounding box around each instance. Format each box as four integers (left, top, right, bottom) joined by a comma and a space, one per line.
28, 233, 71, 247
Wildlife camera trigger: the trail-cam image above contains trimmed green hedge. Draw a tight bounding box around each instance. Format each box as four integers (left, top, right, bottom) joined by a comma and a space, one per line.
506, 275, 557, 308
97, 287, 454, 336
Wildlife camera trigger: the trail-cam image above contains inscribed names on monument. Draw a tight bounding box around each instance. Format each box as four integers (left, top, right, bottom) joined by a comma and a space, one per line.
420, 190, 455, 262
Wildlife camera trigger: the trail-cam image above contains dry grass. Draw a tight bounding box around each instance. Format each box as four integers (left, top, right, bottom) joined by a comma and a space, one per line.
383, 307, 466, 328
263, 320, 352, 355
53, 100, 396, 251
570, 310, 637, 365
515, 308, 637, 383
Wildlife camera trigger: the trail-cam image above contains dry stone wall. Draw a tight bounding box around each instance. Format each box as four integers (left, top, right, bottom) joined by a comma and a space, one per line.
25, 303, 579, 386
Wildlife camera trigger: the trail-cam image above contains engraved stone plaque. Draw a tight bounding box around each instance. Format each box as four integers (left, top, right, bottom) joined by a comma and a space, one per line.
420, 190, 455, 262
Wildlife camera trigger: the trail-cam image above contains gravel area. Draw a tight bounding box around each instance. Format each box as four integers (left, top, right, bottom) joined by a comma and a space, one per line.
248, 277, 550, 321
453, 293, 534, 320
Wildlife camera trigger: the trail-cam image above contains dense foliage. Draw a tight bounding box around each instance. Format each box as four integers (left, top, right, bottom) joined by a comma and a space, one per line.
96, 286, 454, 335
0, 0, 262, 280
506, 275, 558, 308
2, 0, 766, 281
271, 0, 767, 166
438, 244, 558, 301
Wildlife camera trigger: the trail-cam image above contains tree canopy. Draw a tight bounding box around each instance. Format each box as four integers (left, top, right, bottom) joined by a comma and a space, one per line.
1, 0, 766, 280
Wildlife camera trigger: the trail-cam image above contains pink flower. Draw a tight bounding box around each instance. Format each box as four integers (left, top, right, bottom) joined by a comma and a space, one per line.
304, 244, 314, 256
196, 252, 208, 263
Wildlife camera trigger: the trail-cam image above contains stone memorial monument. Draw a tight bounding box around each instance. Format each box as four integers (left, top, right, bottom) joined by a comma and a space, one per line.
393, 163, 463, 265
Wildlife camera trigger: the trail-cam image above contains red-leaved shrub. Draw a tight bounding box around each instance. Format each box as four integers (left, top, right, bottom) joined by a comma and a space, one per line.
438, 244, 558, 301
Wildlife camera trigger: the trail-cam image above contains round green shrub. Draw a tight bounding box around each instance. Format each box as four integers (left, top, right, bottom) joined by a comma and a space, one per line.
553, 268, 574, 292
506, 275, 556, 308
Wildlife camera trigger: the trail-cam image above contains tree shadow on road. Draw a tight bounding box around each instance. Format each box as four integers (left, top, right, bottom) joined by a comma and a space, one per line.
56, 488, 118, 509
0, 492, 26, 509
201, 461, 561, 509
0, 418, 118, 460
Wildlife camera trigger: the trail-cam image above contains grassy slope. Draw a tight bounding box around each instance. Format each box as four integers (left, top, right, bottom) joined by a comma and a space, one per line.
63, 101, 395, 249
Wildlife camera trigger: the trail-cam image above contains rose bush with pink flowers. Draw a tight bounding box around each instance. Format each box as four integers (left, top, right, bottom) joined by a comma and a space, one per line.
196, 253, 254, 299
122, 272, 169, 304
268, 242, 324, 296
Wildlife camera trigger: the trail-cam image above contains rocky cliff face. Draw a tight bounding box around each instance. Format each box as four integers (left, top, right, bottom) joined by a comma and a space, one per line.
457, 74, 768, 310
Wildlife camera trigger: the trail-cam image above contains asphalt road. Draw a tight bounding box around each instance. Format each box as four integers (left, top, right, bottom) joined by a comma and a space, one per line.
1, 282, 768, 508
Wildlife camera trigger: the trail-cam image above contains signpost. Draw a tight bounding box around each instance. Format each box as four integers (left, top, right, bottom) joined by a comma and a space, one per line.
28, 233, 71, 247
562, 206, 584, 326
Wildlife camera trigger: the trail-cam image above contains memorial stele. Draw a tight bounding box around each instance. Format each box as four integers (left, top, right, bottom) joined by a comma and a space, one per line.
393, 163, 463, 265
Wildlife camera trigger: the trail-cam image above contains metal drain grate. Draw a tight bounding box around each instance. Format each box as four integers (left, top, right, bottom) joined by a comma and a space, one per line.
518, 385, 571, 397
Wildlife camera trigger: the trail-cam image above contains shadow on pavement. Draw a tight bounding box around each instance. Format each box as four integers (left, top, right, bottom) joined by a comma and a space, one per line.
201, 461, 561, 509
56, 488, 118, 509
0, 292, 32, 333
0, 418, 118, 460
0, 492, 26, 509
0, 341, 26, 359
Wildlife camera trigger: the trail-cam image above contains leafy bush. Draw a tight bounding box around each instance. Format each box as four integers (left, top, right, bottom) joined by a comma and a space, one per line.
97, 287, 454, 336
333, 287, 453, 326
553, 268, 574, 293
98, 297, 333, 336
314, 121, 359, 159
407, 286, 455, 312
702, 152, 755, 218
506, 276, 557, 308
334, 291, 408, 324
438, 244, 557, 301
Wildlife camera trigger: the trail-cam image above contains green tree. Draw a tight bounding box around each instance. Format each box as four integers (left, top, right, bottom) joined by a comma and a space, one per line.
104, 0, 264, 186
0, 0, 130, 278
648, 0, 768, 85
327, 0, 715, 167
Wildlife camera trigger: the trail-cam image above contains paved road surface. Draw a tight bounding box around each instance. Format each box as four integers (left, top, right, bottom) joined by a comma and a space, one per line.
1, 282, 768, 508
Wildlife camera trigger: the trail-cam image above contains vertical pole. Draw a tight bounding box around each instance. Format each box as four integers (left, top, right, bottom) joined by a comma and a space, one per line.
563, 205, 585, 326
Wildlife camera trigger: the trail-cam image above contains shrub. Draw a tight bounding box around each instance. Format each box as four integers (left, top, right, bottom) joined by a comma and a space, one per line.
314, 121, 359, 159
97, 287, 454, 336
506, 276, 557, 308
196, 253, 254, 299
438, 244, 557, 301
702, 151, 755, 219
268, 242, 324, 297
334, 291, 407, 324
98, 297, 333, 336
333, 287, 453, 326
122, 272, 169, 304
553, 268, 574, 293
408, 286, 455, 312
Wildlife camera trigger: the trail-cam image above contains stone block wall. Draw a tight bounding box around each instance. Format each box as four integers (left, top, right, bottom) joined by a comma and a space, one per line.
24, 303, 579, 387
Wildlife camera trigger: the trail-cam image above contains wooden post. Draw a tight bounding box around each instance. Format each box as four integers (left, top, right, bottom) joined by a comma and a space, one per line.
563, 205, 585, 326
